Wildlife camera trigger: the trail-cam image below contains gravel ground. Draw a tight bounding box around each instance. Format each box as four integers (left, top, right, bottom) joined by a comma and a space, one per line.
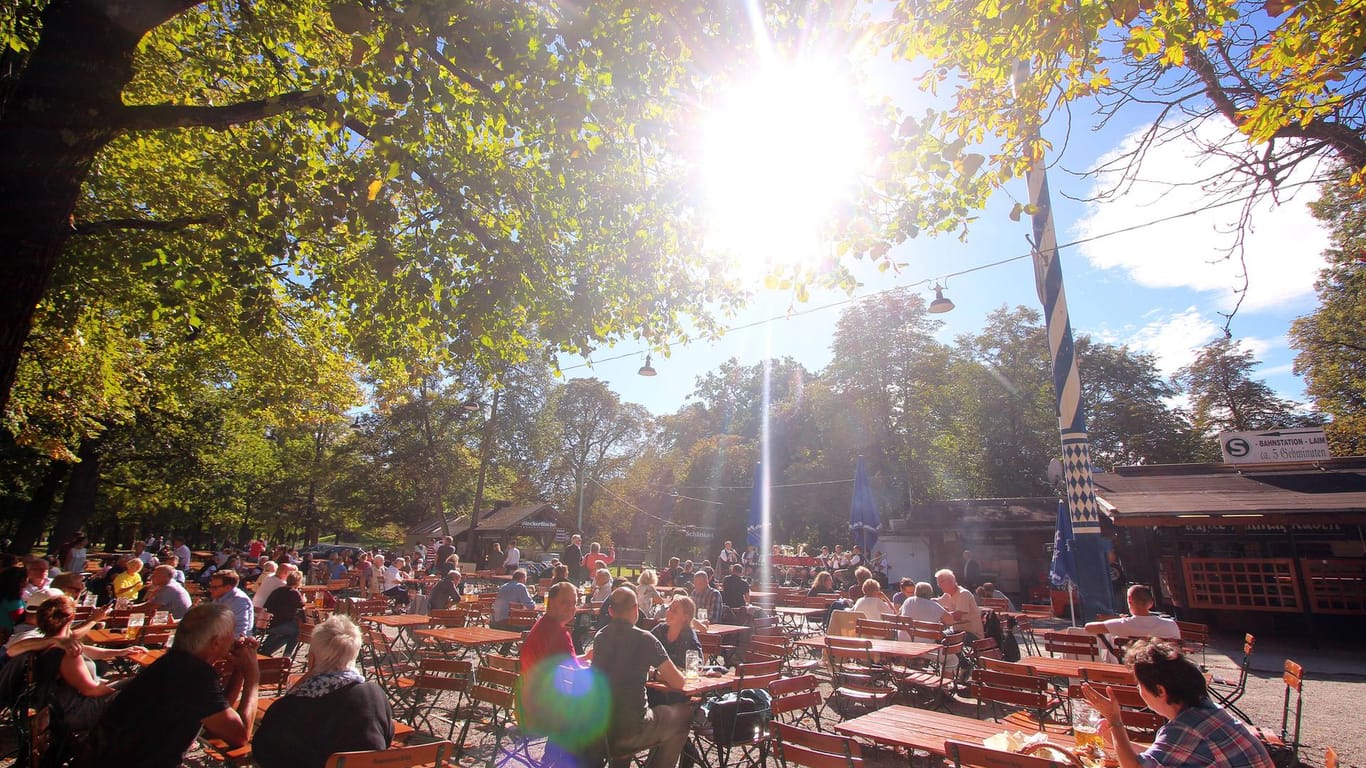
5, 626, 1362, 768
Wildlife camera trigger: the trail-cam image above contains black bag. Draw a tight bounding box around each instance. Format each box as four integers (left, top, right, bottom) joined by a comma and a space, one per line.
1002, 617, 1022, 662
704, 688, 771, 746
983, 610, 1004, 647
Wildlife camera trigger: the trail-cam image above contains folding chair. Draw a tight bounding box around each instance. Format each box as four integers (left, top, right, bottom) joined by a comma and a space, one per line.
407, 658, 473, 740
1013, 614, 1041, 657
1042, 632, 1099, 661
323, 740, 455, 767
825, 637, 895, 718
258, 656, 293, 698
971, 669, 1066, 734
900, 634, 964, 711
774, 722, 862, 768
1209, 633, 1255, 722
854, 619, 899, 640
1253, 659, 1303, 766
945, 740, 1068, 768
769, 674, 824, 731
1175, 621, 1209, 667
457, 665, 539, 768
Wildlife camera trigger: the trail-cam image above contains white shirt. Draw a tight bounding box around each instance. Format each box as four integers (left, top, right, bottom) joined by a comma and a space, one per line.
899, 596, 951, 627
1100, 613, 1180, 640
252, 573, 286, 608
851, 596, 888, 622
504, 545, 520, 567
173, 544, 192, 570
381, 565, 403, 592
939, 586, 984, 637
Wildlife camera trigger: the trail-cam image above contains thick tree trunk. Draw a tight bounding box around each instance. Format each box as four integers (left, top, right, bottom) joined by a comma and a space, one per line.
12, 461, 71, 554
0, 2, 147, 414
52, 439, 104, 552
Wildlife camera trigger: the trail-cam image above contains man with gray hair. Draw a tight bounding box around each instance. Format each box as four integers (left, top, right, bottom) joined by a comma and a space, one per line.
138, 564, 192, 619
85, 604, 260, 767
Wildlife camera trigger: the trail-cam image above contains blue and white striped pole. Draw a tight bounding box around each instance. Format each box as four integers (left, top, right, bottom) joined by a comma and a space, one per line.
1018, 63, 1113, 619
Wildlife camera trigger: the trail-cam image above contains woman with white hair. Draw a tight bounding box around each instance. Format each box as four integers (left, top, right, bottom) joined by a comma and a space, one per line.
252, 615, 392, 768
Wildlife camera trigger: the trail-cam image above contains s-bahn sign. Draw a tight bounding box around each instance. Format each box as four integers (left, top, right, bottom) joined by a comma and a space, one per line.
1219, 428, 1331, 465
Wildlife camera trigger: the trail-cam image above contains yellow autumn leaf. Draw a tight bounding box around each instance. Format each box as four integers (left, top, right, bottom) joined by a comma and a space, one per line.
366, 179, 383, 201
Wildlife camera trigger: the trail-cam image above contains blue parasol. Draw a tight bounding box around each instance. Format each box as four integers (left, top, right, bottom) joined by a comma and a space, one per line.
1049, 499, 1079, 625
745, 462, 764, 548
849, 456, 880, 554
1049, 499, 1077, 589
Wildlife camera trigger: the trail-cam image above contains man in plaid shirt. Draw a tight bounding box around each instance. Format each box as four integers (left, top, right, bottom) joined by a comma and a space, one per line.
688, 571, 726, 624
1083, 640, 1272, 768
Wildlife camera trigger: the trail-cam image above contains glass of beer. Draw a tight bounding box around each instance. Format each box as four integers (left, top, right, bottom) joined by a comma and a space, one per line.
1072, 700, 1105, 757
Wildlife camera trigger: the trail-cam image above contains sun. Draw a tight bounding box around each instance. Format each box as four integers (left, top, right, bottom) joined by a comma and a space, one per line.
699, 57, 871, 281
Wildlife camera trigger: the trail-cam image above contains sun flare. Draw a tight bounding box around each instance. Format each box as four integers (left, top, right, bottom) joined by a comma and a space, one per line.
700, 58, 870, 281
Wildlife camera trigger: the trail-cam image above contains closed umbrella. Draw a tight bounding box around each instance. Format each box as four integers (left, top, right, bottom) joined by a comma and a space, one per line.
849, 456, 880, 554
1049, 499, 1078, 626
745, 462, 764, 549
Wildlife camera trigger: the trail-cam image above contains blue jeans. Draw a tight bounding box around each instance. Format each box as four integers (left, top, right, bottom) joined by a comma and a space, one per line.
260, 620, 299, 657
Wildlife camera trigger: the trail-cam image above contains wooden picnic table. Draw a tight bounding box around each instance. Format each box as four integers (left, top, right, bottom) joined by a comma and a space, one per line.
699, 623, 748, 638
127, 648, 270, 667
796, 634, 940, 662
84, 628, 141, 647
363, 614, 432, 629
1020, 655, 1132, 680
413, 626, 523, 648
649, 669, 741, 697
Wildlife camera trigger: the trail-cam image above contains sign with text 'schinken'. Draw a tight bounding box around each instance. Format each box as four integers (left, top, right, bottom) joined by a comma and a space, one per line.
1219, 428, 1332, 465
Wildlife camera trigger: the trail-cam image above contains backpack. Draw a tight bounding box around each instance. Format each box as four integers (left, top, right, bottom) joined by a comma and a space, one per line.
983, 610, 1005, 647
704, 688, 771, 746
1002, 616, 1022, 662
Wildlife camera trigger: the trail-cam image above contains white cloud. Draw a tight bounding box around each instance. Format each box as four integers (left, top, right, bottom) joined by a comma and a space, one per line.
1073, 121, 1329, 312
1117, 308, 1288, 379
1126, 307, 1220, 376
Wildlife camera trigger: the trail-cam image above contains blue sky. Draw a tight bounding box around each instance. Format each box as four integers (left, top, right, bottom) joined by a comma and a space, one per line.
559, 47, 1328, 421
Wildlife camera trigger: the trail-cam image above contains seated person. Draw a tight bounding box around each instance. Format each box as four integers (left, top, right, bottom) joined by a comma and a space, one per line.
648, 597, 700, 706
1085, 585, 1180, 644
892, 577, 915, 608
491, 569, 536, 630
720, 564, 750, 611
85, 604, 261, 768
589, 568, 614, 604
10, 595, 144, 732
259, 570, 306, 657
689, 570, 728, 624
898, 581, 952, 638
426, 568, 462, 612
1082, 639, 1271, 768
137, 564, 192, 620
591, 587, 689, 768
253, 615, 392, 768
974, 582, 1016, 611
850, 577, 894, 622
111, 557, 144, 601
637, 569, 666, 615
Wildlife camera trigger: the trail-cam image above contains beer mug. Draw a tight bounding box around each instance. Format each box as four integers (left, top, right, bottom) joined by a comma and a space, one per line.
1072, 699, 1105, 759
684, 650, 701, 680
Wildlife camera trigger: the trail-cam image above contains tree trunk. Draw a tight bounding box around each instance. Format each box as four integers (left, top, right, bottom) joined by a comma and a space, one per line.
0, 0, 205, 414
12, 461, 70, 554
52, 439, 104, 552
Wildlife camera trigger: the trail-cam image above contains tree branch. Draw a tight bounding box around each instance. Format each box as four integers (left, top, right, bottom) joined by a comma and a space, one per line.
71, 214, 225, 236
118, 88, 332, 132
422, 44, 500, 102
342, 116, 500, 253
